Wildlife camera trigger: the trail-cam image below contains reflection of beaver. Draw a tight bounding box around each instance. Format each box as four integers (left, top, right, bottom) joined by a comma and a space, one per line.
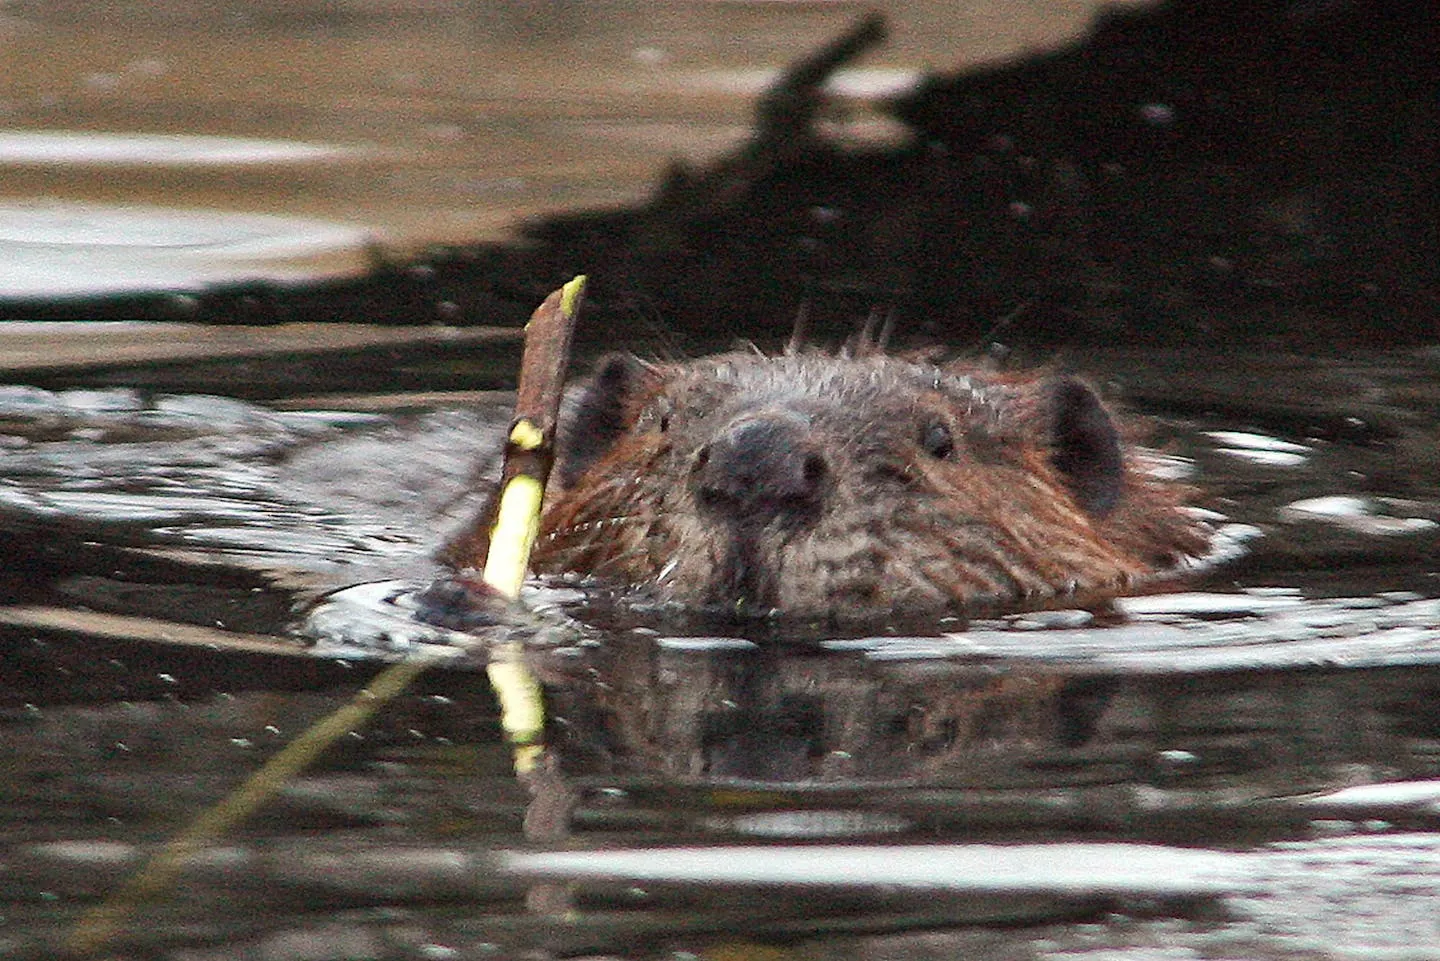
455, 350, 1210, 621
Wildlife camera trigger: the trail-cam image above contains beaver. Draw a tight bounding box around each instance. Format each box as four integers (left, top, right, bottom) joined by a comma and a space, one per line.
448, 349, 1210, 622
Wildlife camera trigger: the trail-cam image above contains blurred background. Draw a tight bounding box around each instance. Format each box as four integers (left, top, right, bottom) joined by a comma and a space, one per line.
0, 0, 1135, 294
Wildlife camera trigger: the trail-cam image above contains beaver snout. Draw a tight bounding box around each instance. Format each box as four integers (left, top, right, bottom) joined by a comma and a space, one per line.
691, 411, 828, 527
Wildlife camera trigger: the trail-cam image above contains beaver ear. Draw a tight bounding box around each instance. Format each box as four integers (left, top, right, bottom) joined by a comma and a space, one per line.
557, 353, 649, 488
1048, 376, 1124, 517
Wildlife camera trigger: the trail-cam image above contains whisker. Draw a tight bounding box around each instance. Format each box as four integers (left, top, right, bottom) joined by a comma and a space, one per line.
786, 299, 811, 355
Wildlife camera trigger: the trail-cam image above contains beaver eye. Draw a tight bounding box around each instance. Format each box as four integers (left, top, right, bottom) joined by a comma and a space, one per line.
920, 420, 954, 459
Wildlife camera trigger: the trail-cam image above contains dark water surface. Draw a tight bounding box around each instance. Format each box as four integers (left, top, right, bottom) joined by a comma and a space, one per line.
2, 340, 1440, 959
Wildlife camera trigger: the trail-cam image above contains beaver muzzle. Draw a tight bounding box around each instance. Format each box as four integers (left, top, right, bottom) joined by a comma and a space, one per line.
691, 410, 828, 532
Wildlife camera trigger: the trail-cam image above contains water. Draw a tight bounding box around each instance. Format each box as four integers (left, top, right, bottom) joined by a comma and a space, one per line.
2, 341, 1440, 958
4, 1, 1440, 958
0, 0, 1120, 297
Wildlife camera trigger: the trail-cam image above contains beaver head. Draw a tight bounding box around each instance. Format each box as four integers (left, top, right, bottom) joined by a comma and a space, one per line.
525, 351, 1209, 621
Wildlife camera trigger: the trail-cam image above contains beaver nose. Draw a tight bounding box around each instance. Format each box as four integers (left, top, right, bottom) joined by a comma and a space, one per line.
693, 412, 827, 525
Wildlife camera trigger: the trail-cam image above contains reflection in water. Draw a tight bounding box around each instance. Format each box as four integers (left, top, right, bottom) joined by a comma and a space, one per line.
0, 200, 381, 298
1277, 494, 1439, 537
0, 130, 370, 166
543, 633, 1087, 788
531, 619, 1440, 816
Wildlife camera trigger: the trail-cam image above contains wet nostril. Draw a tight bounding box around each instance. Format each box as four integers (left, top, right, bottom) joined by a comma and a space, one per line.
692, 412, 827, 523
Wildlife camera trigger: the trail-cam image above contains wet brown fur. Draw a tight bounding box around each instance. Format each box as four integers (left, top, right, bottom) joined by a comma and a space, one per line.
459, 350, 1210, 621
